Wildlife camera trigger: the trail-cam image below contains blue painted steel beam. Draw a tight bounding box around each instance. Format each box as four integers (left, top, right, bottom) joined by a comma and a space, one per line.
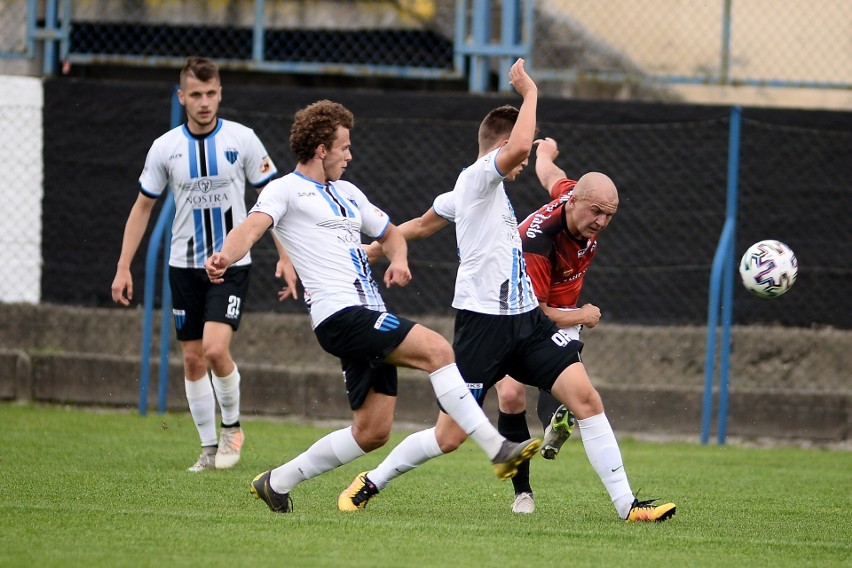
701, 105, 741, 445
528, 68, 851, 90
139, 87, 181, 416
716, 105, 742, 444
469, 0, 492, 93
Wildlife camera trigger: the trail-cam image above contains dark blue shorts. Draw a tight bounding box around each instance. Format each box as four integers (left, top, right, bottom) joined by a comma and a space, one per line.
452, 308, 583, 404
314, 306, 416, 410
169, 265, 250, 341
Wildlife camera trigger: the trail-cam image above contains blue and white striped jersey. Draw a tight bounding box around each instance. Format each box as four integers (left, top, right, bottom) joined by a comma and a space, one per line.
442, 147, 537, 315
250, 171, 391, 329
139, 119, 277, 269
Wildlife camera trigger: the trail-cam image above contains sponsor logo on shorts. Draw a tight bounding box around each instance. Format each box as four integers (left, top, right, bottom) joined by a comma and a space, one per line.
173, 309, 186, 330
466, 383, 484, 401
373, 312, 400, 331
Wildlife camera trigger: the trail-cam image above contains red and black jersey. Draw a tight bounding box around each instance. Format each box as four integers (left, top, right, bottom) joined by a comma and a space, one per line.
518, 178, 597, 308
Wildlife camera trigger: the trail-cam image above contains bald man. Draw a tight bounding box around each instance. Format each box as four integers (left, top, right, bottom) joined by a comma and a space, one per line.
495, 138, 619, 513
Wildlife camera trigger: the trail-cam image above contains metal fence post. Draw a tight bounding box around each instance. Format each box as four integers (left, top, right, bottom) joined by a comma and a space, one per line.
139, 87, 180, 416
701, 105, 741, 444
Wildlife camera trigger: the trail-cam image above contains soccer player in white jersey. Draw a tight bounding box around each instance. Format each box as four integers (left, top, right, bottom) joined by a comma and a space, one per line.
111, 57, 296, 473
203, 99, 539, 513
338, 59, 676, 523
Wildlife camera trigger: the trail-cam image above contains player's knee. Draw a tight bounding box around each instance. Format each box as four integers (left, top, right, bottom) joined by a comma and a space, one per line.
182, 353, 206, 378
435, 427, 466, 454
420, 334, 455, 370
497, 382, 526, 413
572, 387, 604, 419
354, 428, 391, 452
202, 342, 230, 368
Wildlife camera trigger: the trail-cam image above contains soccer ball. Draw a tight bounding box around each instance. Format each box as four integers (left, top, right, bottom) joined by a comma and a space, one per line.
738, 240, 798, 298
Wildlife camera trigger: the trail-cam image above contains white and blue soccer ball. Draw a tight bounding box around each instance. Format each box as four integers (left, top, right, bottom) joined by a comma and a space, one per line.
738, 240, 798, 298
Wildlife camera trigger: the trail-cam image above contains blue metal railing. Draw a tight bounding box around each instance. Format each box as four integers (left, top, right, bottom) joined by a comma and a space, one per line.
701, 105, 742, 445
16, 0, 851, 92
138, 88, 181, 416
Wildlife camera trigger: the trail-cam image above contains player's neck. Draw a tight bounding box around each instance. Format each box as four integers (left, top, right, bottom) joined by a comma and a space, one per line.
295, 162, 329, 185
186, 117, 218, 137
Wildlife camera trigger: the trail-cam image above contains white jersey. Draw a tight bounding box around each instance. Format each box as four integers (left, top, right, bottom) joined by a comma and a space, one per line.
440, 148, 537, 315
250, 171, 391, 328
139, 118, 277, 269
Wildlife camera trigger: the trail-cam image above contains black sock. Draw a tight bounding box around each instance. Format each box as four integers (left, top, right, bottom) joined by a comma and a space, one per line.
221, 420, 241, 429
536, 389, 562, 431
498, 410, 533, 495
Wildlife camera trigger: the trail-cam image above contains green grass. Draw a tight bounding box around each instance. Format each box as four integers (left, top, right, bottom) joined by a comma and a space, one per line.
1, 403, 849, 568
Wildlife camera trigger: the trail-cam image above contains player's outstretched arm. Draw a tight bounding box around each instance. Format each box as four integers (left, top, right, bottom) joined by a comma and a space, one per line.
534, 137, 569, 197
206, 212, 273, 283
364, 207, 450, 264
399, 207, 450, 241
111, 193, 157, 306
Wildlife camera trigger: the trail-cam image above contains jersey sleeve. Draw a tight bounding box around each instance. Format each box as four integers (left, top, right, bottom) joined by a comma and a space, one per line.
523, 252, 553, 302
459, 148, 504, 199
550, 178, 577, 200
432, 191, 455, 222
138, 140, 169, 198
250, 177, 289, 223
350, 184, 390, 239
242, 129, 277, 188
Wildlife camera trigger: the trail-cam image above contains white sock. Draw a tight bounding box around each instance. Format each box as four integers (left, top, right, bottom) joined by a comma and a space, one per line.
577, 412, 635, 519
269, 426, 365, 493
185, 374, 217, 447
368, 427, 444, 489
211, 365, 241, 426
429, 364, 503, 458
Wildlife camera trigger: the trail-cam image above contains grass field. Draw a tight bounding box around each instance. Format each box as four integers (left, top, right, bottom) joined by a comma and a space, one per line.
2, 403, 849, 567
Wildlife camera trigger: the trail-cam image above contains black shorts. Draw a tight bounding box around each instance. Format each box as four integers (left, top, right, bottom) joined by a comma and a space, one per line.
169, 265, 250, 341
452, 308, 583, 404
313, 306, 416, 410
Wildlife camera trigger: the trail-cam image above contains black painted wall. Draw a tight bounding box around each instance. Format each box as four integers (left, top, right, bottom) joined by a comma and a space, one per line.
43, 78, 852, 328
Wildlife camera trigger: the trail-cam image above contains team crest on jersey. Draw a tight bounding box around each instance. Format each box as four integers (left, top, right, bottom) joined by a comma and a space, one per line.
577, 241, 596, 258
224, 148, 239, 165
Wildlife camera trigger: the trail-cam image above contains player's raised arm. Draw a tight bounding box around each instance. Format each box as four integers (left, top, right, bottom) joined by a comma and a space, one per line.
534, 137, 569, 198
206, 212, 273, 283
496, 58, 538, 176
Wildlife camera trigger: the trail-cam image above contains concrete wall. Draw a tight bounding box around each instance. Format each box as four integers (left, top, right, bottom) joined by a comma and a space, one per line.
1, 303, 848, 444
